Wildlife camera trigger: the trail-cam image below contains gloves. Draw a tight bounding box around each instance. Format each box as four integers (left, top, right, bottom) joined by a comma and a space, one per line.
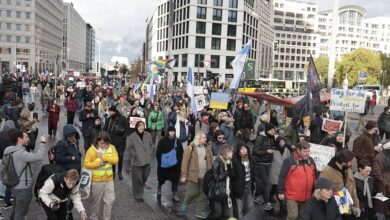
351, 206, 361, 217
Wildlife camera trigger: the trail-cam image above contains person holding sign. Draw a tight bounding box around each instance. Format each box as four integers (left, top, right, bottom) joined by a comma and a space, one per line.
353, 121, 382, 163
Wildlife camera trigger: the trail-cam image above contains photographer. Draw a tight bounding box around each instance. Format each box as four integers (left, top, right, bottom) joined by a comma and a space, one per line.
38, 169, 87, 220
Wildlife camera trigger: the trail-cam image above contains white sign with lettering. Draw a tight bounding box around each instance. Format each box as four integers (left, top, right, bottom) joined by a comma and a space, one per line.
309, 143, 335, 171
330, 89, 366, 113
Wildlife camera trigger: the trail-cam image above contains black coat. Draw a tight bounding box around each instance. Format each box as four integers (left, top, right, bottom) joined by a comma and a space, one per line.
156, 136, 183, 184
355, 176, 375, 216
253, 132, 275, 164
84, 125, 102, 150
210, 157, 232, 200
79, 108, 98, 134
230, 147, 254, 199
299, 197, 340, 220
234, 110, 253, 130
104, 113, 129, 152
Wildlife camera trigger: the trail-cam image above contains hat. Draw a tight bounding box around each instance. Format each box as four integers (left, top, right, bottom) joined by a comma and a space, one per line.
335, 131, 344, 137
365, 120, 377, 130
108, 106, 118, 113
315, 177, 334, 190
265, 123, 275, 132
85, 102, 92, 107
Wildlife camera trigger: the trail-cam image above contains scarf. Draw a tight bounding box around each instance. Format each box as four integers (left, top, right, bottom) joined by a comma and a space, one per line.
353, 172, 373, 208
219, 156, 231, 206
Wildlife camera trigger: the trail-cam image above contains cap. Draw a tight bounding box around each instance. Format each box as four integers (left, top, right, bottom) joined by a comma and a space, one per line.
315, 177, 334, 190
365, 120, 377, 130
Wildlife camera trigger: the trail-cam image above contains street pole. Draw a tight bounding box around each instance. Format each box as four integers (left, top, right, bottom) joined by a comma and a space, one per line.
327, 0, 339, 89
54, 54, 58, 99
98, 28, 101, 74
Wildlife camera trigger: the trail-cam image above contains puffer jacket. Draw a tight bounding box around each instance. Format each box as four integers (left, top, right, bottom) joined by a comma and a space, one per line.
234, 110, 253, 131
378, 112, 390, 133
148, 110, 165, 131
252, 131, 275, 164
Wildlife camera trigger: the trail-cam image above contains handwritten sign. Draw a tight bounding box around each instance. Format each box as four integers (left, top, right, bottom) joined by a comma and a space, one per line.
195, 95, 206, 111
322, 118, 344, 133
129, 117, 146, 128
330, 89, 366, 113
310, 143, 335, 171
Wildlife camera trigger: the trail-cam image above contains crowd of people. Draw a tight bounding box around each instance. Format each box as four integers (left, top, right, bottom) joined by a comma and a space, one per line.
1, 75, 390, 220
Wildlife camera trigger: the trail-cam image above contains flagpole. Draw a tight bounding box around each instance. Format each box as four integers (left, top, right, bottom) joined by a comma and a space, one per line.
231, 67, 246, 113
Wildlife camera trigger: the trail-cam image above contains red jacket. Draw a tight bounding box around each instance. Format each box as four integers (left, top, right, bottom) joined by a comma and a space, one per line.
47, 104, 60, 122
278, 151, 317, 202
64, 97, 78, 112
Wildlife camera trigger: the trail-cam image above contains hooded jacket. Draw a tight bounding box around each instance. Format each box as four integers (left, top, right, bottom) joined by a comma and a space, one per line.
0, 120, 15, 159
103, 112, 128, 152
253, 131, 275, 164
269, 136, 291, 185
55, 125, 82, 172
231, 145, 254, 199
378, 112, 390, 133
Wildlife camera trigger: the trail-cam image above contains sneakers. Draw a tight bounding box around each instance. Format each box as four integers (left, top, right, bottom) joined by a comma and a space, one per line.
264, 202, 273, 211
195, 212, 208, 219
3, 202, 12, 209
180, 204, 187, 212
254, 196, 265, 205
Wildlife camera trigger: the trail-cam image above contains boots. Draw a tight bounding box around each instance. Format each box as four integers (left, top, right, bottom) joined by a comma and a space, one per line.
157, 186, 162, 202
172, 191, 180, 203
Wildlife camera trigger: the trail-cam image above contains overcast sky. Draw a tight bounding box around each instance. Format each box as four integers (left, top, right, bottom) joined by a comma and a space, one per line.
65, 0, 390, 63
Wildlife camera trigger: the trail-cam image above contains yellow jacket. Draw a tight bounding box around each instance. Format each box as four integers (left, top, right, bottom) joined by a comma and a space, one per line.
84, 144, 119, 182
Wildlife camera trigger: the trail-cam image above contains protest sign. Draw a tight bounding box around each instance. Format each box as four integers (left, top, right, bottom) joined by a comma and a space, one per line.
194, 86, 204, 95
129, 117, 146, 128
309, 143, 335, 171
330, 89, 366, 113
210, 93, 229, 109
76, 81, 86, 88
322, 118, 344, 133
195, 95, 206, 111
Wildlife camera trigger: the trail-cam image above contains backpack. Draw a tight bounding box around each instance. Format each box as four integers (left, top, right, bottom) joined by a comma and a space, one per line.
160, 139, 178, 168
34, 164, 64, 201
0, 151, 30, 187
203, 168, 214, 196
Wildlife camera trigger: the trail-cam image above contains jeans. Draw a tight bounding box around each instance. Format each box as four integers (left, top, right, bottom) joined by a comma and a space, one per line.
183, 179, 208, 215
235, 181, 253, 219
5, 187, 12, 204
254, 163, 271, 202
208, 198, 232, 220
11, 188, 33, 220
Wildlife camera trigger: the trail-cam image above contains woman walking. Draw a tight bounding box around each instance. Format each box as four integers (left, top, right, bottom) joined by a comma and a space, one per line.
47, 99, 60, 138
127, 121, 153, 202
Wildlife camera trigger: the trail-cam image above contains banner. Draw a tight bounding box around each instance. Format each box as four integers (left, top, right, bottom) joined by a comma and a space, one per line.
194, 86, 204, 95
210, 93, 229, 109
330, 89, 366, 113
322, 118, 344, 133
309, 143, 335, 171
195, 95, 206, 111
129, 117, 146, 128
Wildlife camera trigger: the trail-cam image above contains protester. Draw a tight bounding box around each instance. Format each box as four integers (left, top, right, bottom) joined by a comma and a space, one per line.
195, 112, 209, 134
309, 113, 326, 144
104, 105, 128, 180
4, 130, 46, 220
55, 124, 82, 173
127, 121, 153, 202
355, 96, 370, 132
354, 159, 375, 220
64, 92, 78, 125
234, 103, 254, 142
17, 109, 36, 151
320, 149, 360, 218
47, 99, 60, 139
299, 177, 339, 220
219, 116, 236, 149
270, 110, 279, 128
231, 142, 254, 219
175, 108, 190, 149
84, 131, 119, 220
284, 117, 300, 149
38, 169, 87, 220
353, 120, 382, 163
327, 131, 346, 153
278, 141, 317, 220
79, 101, 98, 150
156, 126, 183, 203
377, 106, 390, 140
210, 130, 226, 156
180, 133, 213, 219
0, 121, 15, 209
148, 103, 165, 146
208, 144, 234, 220
84, 117, 103, 153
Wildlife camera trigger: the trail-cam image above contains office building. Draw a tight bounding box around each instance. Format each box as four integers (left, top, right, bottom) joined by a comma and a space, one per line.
86, 23, 95, 72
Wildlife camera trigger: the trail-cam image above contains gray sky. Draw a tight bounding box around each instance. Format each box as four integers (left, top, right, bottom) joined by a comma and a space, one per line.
65, 0, 390, 63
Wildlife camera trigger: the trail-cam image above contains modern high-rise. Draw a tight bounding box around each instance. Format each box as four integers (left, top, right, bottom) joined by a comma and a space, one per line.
145, 0, 274, 85
0, 0, 63, 74
63, 2, 86, 72
273, 0, 319, 89
86, 23, 95, 72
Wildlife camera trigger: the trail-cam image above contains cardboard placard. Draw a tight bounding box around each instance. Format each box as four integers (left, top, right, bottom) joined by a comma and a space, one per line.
129, 117, 146, 128
195, 95, 206, 111
330, 89, 366, 113
322, 118, 343, 133
309, 143, 335, 171
209, 93, 229, 110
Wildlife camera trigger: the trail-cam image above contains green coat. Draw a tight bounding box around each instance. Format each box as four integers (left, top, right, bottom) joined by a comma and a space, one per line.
148, 110, 164, 131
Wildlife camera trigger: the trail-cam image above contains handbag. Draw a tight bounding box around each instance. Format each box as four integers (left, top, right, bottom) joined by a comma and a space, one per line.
160, 139, 178, 168
79, 167, 92, 200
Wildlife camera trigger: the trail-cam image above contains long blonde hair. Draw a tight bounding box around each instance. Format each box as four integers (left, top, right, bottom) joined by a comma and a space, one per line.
191, 132, 205, 146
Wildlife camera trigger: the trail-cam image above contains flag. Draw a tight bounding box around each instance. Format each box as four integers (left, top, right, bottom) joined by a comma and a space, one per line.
287, 55, 323, 118
229, 40, 252, 89
153, 59, 176, 69
148, 71, 157, 103
186, 66, 197, 116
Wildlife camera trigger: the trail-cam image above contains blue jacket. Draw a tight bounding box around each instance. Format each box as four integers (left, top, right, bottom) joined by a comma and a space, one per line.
55, 125, 82, 172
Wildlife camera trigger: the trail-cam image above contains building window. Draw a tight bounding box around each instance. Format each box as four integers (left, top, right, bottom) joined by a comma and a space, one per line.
211, 38, 221, 49
16, 11, 21, 18
6, 0, 11, 5
213, 9, 222, 21
182, 54, 188, 67
16, 0, 21, 6
226, 56, 234, 69
196, 21, 206, 34
25, 12, 31, 19
228, 11, 237, 22
25, 24, 30, 31
197, 7, 206, 19
227, 25, 236, 36
197, 0, 207, 4
213, 0, 222, 6
195, 36, 205, 48
211, 55, 220, 68
195, 54, 205, 67
6, 23, 11, 30
6, 35, 11, 42
229, 0, 238, 8
16, 36, 21, 43
6, 10, 11, 17
25, 37, 30, 43
212, 23, 221, 35
227, 39, 236, 51
16, 24, 21, 30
